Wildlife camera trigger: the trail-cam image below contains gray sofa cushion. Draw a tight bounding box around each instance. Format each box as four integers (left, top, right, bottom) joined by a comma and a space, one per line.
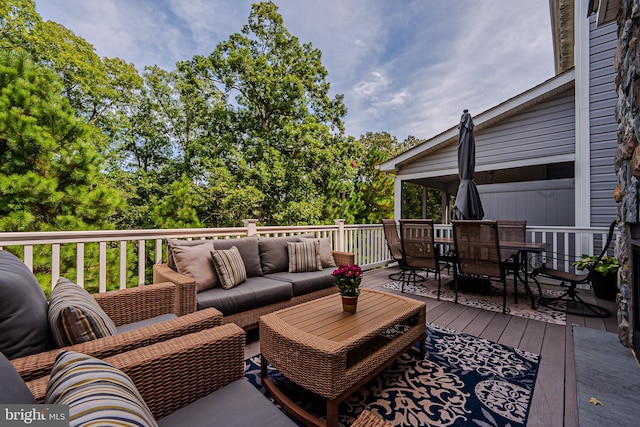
115, 314, 178, 334
213, 236, 263, 278
196, 276, 292, 316
0, 250, 56, 359
267, 270, 336, 297
0, 351, 36, 404
258, 236, 301, 274
157, 379, 296, 427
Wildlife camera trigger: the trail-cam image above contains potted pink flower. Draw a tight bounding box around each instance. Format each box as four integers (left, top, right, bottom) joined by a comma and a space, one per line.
332, 264, 363, 312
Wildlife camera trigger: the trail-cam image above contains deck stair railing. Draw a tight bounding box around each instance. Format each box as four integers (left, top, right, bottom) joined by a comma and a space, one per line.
0, 220, 613, 295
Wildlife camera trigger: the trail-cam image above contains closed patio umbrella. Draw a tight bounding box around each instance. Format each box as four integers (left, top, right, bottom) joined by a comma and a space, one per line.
453, 110, 484, 220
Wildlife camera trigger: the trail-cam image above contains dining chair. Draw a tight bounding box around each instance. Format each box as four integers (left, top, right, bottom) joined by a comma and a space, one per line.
399, 219, 445, 296
532, 219, 616, 318
497, 219, 527, 302
381, 219, 405, 281
452, 220, 508, 313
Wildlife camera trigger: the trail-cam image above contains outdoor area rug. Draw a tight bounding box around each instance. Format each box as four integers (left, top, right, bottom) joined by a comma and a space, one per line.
383, 276, 567, 325
245, 323, 540, 427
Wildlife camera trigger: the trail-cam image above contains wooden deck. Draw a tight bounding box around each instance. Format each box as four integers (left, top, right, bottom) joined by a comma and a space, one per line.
246, 265, 619, 427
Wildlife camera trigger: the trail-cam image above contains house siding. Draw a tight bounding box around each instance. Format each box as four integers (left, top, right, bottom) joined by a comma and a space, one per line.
400, 89, 576, 177
589, 16, 618, 226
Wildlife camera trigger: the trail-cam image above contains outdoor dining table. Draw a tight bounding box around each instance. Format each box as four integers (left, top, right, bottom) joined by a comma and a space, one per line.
434, 237, 547, 309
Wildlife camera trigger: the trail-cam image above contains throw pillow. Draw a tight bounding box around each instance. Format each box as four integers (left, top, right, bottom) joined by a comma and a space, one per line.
300, 236, 337, 268
210, 246, 247, 290
46, 351, 158, 427
212, 236, 263, 277
165, 238, 209, 270
171, 241, 219, 292
48, 277, 118, 347
287, 240, 323, 273
0, 250, 56, 359
258, 235, 302, 274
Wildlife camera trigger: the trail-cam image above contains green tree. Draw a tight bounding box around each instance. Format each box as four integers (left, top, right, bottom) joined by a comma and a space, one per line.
0, 50, 121, 231
0, 50, 127, 293
190, 1, 353, 225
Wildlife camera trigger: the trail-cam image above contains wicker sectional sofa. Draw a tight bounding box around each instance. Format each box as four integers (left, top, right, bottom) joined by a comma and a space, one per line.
153, 235, 354, 329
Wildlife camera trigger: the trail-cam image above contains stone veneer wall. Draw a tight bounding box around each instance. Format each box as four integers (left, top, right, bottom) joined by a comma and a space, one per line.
614, 0, 640, 347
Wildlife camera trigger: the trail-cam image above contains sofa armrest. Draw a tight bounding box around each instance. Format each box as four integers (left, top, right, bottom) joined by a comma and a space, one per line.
26, 324, 246, 420
153, 263, 197, 316
332, 250, 355, 266
93, 282, 177, 325
13, 307, 223, 384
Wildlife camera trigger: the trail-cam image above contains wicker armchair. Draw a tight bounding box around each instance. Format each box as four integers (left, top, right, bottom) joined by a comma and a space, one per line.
11, 280, 223, 383
23, 325, 391, 426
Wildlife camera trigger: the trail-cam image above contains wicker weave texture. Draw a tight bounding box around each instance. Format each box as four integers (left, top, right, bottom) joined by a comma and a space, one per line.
153, 263, 198, 316
93, 282, 176, 325
260, 289, 426, 400
351, 409, 394, 427
13, 307, 223, 383
27, 324, 246, 419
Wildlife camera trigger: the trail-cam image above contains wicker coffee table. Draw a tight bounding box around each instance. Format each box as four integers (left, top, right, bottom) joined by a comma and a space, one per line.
259, 288, 426, 427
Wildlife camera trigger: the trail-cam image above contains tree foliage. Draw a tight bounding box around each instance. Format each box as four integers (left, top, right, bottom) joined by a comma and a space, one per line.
0, 50, 121, 231
0, 0, 443, 237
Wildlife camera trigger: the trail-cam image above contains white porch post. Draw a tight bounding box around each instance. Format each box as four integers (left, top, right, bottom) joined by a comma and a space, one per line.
393, 178, 402, 219
574, 0, 591, 229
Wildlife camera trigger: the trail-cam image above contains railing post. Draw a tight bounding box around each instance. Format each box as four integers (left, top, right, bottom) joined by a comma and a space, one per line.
335, 219, 345, 252
243, 219, 259, 236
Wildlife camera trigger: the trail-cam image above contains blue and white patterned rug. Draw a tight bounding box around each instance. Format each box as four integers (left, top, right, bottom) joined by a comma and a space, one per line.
245, 323, 540, 427
383, 277, 567, 325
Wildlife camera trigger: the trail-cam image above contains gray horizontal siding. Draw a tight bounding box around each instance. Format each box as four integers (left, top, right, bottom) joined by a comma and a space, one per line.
589, 16, 618, 227
401, 89, 576, 176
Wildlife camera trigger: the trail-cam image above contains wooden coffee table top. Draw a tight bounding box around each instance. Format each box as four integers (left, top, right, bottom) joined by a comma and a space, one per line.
262, 288, 425, 346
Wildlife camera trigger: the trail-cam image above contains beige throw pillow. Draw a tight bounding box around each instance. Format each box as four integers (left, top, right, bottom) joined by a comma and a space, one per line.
210, 246, 247, 290
287, 240, 323, 273
171, 242, 219, 292
300, 236, 336, 268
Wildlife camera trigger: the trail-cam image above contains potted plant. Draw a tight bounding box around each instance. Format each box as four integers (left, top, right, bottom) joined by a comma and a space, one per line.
332, 264, 363, 312
571, 254, 620, 301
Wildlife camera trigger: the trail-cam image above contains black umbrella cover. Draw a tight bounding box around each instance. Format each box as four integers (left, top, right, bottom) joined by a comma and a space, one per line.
453, 110, 484, 220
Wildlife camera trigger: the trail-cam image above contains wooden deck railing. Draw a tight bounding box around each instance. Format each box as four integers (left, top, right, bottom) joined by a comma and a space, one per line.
0, 220, 613, 294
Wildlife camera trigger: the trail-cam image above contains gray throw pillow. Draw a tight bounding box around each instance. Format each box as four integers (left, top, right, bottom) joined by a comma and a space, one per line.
258, 236, 301, 274
213, 236, 263, 277
172, 242, 219, 292
0, 250, 56, 359
165, 238, 209, 270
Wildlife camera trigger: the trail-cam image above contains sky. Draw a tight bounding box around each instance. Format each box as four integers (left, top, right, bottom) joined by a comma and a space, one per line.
35, 0, 556, 142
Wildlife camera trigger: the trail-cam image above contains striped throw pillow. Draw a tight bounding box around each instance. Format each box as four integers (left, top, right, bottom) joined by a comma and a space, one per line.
45, 351, 158, 427
287, 240, 323, 273
48, 277, 118, 347
210, 246, 247, 289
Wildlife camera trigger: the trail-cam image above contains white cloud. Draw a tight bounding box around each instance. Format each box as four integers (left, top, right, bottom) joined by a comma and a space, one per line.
35, 0, 554, 142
